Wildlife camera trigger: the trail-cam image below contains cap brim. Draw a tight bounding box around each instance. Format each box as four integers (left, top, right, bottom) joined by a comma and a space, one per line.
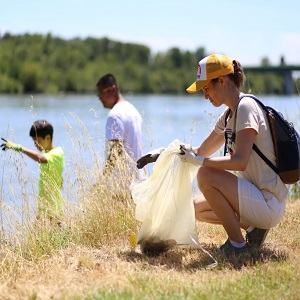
186, 80, 210, 93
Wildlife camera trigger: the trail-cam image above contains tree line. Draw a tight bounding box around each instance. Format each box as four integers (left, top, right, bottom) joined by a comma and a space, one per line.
0, 33, 298, 95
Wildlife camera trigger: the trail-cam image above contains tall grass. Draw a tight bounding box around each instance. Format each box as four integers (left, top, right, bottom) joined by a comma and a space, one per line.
62, 113, 139, 247
0, 111, 300, 299
0, 113, 139, 271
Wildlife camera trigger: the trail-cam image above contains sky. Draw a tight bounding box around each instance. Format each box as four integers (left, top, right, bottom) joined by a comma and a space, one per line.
1, 0, 300, 66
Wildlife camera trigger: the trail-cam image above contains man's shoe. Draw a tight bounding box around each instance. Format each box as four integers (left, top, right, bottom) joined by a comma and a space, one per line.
216, 239, 251, 258
246, 228, 269, 250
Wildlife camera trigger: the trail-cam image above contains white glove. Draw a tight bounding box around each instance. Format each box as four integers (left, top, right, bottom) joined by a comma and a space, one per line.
137, 147, 165, 169
178, 144, 204, 166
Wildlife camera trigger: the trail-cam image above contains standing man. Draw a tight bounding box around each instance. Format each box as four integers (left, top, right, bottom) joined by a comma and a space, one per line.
96, 73, 145, 195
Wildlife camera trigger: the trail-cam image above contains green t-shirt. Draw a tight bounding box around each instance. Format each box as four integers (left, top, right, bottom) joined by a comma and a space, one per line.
38, 146, 64, 218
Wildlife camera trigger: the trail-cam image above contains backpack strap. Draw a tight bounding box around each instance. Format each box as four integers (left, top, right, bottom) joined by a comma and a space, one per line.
252, 144, 278, 173
223, 94, 278, 174
241, 94, 278, 173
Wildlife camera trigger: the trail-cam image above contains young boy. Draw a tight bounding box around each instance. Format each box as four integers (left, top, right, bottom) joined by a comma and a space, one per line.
1, 120, 65, 226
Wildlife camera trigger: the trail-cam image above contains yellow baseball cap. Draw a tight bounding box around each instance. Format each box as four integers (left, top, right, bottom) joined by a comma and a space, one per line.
186, 54, 234, 93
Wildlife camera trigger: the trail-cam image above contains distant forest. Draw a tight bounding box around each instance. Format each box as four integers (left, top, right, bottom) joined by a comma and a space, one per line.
0, 33, 299, 95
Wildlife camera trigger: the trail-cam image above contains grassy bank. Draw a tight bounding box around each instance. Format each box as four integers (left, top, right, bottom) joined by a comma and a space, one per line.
0, 195, 299, 299
1, 114, 300, 299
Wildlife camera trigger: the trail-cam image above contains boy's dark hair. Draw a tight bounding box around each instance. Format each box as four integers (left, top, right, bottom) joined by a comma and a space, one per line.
96, 73, 118, 89
29, 120, 53, 140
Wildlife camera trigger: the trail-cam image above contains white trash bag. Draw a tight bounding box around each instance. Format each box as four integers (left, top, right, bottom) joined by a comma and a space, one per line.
131, 139, 199, 255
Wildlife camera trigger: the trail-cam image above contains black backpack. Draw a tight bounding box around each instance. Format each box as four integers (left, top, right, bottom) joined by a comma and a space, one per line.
224, 94, 300, 184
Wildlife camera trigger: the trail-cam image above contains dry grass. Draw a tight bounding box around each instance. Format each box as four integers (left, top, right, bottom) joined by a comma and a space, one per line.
0, 199, 299, 299
1, 114, 300, 299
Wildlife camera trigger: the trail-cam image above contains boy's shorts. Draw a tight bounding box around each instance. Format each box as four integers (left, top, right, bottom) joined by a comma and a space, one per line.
238, 177, 286, 229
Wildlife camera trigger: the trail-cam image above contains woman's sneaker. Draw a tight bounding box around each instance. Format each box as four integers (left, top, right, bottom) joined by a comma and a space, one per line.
246, 228, 269, 250
216, 239, 251, 258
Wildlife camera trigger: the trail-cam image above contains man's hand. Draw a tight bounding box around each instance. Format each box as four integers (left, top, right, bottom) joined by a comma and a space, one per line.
1, 138, 23, 152
178, 144, 204, 166
137, 147, 165, 169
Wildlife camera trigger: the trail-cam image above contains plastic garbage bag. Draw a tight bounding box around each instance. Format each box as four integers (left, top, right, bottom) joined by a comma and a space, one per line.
131, 139, 200, 253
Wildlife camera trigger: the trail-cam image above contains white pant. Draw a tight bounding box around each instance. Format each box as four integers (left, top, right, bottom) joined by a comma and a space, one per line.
238, 177, 286, 229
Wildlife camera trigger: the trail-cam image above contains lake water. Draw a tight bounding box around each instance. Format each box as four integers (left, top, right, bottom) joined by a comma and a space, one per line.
2, 93, 300, 153
0, 94, 300, 232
